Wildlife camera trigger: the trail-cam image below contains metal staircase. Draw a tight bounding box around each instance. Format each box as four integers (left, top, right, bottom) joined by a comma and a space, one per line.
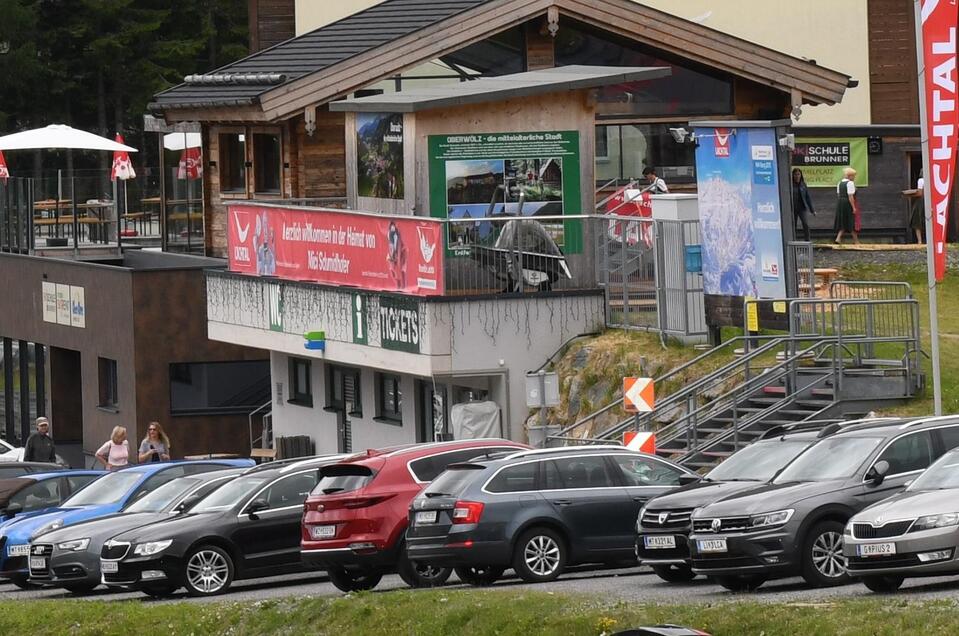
548, 283, 922, 470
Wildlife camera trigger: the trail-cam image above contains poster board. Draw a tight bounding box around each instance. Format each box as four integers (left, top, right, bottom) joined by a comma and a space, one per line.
792, 138, 869, 187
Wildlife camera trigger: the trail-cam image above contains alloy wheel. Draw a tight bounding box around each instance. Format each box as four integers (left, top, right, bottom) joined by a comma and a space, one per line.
413, 562, 445, 580
811, 530, 845, 579
524, 534, 560, 577
186, 549, 230, 594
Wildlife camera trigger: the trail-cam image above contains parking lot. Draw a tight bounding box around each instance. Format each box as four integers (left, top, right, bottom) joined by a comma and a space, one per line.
5, 564, 959, 606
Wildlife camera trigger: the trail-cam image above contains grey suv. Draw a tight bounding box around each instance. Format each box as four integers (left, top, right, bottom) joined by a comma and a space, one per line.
687, 416, 959, 591
844, 444, 959, 592
405, 446, 695, 585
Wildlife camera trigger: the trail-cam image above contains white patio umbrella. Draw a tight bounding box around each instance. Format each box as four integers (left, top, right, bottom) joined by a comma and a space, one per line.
163, 132, 201, 151
0, 124, 138, 152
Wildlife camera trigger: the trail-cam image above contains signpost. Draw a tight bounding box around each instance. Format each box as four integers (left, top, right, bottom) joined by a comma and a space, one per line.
623, 377, 655, 413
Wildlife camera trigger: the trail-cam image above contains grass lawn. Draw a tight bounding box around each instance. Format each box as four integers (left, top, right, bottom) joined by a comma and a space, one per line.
2, 591, 959, 636
839, 261, 959, 416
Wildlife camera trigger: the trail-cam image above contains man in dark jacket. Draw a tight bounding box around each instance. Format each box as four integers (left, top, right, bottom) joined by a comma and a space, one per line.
23, 417, 56, 463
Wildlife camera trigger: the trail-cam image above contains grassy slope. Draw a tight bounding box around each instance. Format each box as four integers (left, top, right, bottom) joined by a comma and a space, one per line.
3, 592, 959, 636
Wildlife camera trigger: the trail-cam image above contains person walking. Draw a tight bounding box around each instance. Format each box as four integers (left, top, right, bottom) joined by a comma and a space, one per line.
23, 417, 56, 464
833, 167, 860, 245
95, 426, 130, 471
138, 421, 171, 463
791, 168, 816, 242
642, 166, 669, 193
909, 171, 925, 244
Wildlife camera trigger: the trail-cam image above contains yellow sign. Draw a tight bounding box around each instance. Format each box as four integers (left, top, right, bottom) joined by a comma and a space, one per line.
746, 300, 759, 332
773, 301, 786, 314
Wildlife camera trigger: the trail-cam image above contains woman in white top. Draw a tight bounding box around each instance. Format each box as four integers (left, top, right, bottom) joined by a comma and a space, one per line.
833, 167, 860, 244
96, 426, 130, 470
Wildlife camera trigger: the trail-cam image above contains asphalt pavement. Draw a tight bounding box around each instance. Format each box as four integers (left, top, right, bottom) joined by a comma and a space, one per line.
4, 564, 959, 605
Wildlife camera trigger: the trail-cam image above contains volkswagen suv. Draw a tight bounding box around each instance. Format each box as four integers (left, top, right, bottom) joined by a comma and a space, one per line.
406, 446, 695, 586
687, 416, 959, 591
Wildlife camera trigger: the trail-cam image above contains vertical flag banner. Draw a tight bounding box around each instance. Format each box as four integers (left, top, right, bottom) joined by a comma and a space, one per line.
920, 0, 958, 281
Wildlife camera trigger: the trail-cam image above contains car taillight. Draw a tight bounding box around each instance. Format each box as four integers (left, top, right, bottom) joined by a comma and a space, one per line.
451, 501, 484, 524
343, 495, 393, 509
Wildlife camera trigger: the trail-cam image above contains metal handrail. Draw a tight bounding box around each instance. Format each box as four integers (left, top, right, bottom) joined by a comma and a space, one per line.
595, 179, 637, 210
248, 400, 272, 450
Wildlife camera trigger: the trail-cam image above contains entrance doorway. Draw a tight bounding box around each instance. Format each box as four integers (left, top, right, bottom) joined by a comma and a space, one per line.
50, 347, 83, 466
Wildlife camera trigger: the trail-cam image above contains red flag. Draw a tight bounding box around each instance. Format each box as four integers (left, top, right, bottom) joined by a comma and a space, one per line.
919, 0, 958, 281
0, 151, 9, 185
177, 146, 202, 180
110, 133, 136, 181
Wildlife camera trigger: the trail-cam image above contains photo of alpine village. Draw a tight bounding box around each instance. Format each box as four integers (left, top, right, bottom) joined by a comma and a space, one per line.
357, 112, 404, 199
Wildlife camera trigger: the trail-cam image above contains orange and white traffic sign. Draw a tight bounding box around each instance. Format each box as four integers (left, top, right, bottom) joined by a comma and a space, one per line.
624, 431, 656, 454
623, 377, 655, 413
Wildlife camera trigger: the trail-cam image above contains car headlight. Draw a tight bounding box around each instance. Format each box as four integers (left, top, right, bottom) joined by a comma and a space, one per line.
55, 538, 90, 552
34, 519, 64, 537
844, 521, 854, 536
636, 504, 648, 531
133, 540, 172, 557
749, 509, 794, 529
910, 513, 959, 532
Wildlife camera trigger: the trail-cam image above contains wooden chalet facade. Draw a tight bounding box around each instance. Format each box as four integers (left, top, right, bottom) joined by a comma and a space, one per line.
150, 0, 852, 257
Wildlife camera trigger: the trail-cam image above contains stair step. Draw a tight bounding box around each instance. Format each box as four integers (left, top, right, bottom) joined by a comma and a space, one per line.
748, 397, 785, 406
795, 399, 834, 408
700, 450, 734, 458
860, 358, 902, 367
777, 409, 821, 417
810, 388, 835, 397
762, 386, 787, 396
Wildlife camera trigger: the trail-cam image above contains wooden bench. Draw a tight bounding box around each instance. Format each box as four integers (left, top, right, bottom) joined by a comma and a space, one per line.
250, 448, 277, 463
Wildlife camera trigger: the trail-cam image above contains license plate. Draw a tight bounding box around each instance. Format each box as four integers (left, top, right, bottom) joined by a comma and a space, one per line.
310, 525, 336, 540
858, 542, 896, 557
415, 511, 438, 525
100, 560, 118, 573
644, 535, 677, 549
29, 557, 46, 571
697, 538, 728, 553
7, 544, 28, 557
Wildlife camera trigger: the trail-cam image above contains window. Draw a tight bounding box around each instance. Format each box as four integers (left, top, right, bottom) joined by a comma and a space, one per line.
253, 132, 282, 194
550, 455, 617, 489
937, 426, 959, 453
262, 472, 318, 509
65, 474, 99, 496
408, 448, 517, 483
328, 365, 362, 417
486, 462, 538, 493
130, 465, 189, 504
595, 123, 698, 185
376, 373, 403, 423
10, 480, 61, 512
611, 455, 683, 487
875, 432, 935, 475
289, 357, 313, 407
169, 360, 270, 415
595, 126, 609, 160
98, 357, 118, 408
219, 132, 246, 192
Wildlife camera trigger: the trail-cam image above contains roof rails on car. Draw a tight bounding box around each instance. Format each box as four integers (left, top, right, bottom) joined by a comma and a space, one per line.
379, 438, 515, 458
816, 417, 902, 438
897, 414, 959, 430
759, 419, 844, 440
502, 444, 626, 461
242, 454, 345, 474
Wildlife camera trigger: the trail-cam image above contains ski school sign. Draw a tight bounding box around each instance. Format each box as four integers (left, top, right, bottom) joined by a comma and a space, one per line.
919, 0, 958, 281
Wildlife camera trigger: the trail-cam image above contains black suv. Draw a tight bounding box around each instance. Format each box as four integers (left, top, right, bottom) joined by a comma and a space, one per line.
637, 423, 839, 583
688, 416, 959, 591
405, 446, 696, 585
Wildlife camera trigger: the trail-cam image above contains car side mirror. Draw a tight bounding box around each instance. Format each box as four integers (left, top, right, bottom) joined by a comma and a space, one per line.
903, 479, 914, 488
866, 460, 890, 485
174, 494, 202, 513
246, 498, 269, 518
678, 474, 701, 486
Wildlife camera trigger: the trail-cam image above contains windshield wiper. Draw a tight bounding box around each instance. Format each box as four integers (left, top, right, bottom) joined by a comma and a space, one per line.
723, 478, 761, 482
322, 488, 344, 495
424, 492, 449, 498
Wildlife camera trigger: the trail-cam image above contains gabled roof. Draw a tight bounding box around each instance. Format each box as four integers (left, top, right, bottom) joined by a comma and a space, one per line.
151, 0, 852, 121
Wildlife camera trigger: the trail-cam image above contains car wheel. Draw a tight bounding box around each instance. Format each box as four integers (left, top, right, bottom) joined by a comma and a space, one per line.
326, 566, 383, 593
183, 545, 234, 597
63, 581, 98, 595
454, 565, 505, 587
397, 552, 452, 588
651, 564, 697, 583
141, 583, 178, 598
715, 575, 767, 592
861, 574, 904, 593
801, 520, 849, 587
513, 527, 567, 583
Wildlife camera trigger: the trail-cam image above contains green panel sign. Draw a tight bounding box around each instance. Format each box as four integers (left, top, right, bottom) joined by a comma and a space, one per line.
351, 294, 367, 345
378, 296, 420, 354
792, 138, 869, 188
427, 131, 582, 254
268, 284, 283, 332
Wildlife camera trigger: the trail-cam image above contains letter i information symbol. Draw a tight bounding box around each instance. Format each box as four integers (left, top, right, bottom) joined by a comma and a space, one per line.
352, 294, 368, 345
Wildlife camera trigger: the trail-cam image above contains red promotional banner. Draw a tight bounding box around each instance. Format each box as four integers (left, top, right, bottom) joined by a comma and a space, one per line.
919, 0, 958, 281
605, 187, 653, 248
228, 204, 444, 295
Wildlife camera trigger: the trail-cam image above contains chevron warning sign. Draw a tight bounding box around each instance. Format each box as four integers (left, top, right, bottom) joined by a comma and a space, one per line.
623, 377, 655, 413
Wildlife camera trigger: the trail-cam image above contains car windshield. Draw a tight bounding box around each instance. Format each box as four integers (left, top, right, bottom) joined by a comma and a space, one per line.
706, 440, 812, 482
124, 477, 201, 513
773, 436, 884, 483
423, 466, 484, 497
190, 475, 270, 512
61, 472, 141, 506
908, 451, 959, 491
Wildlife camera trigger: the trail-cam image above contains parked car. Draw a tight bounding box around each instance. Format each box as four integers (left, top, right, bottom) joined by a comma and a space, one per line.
0, 462, 65, 479
636, 421, 866, 583
28, 467, 246, 594
0, 438, 68, 466
844, 445, 959, 592
0, 458, 252, 588
0, 470, 103, 524
406, 445, 696, 586
100, 455, 345, 597
301, 439, 528, 592
687, 415, 959, 591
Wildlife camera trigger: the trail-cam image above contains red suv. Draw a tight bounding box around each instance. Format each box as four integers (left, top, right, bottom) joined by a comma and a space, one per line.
301, 439, 527, 592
